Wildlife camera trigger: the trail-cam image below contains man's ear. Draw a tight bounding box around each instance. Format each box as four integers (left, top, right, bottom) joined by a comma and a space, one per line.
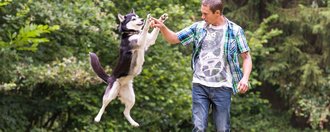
215, 10, 221, 15
118, 14, 125, 22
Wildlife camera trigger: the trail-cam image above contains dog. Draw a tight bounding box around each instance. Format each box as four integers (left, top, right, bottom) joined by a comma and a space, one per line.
89, 10, 168, 127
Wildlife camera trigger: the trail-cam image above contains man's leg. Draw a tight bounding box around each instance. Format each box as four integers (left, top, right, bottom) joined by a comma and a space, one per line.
211, 87, 232, 132
192, 83, 210, 132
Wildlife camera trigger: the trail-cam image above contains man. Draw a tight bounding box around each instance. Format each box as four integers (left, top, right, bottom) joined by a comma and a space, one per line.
151, 0, 252, 131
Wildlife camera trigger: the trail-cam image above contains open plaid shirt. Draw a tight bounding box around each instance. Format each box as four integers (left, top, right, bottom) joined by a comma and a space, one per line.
176, 18, 250, 94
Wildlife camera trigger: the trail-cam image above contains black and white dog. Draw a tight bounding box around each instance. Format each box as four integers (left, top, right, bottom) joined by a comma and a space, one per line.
89, 10, 167, 127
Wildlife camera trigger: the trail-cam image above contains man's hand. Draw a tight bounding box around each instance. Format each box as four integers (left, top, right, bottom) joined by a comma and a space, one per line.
150, 17, 165, 29
238, 78, 249, 94
149, 15, 180, 44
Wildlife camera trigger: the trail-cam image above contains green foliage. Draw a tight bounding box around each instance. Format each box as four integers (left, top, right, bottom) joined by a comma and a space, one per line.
0, 0, 11, 7
0, 57, 101, 130
246, 14, 282, 57
259, 3, 330, 129
246, 14, 283, 88
0, 95, 29, 132
231, 92, 297, 132
1, 24, 59, 51
25, 0, 118, 62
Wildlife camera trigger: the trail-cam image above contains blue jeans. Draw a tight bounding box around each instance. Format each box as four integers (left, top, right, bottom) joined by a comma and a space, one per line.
192, 83, 232, 132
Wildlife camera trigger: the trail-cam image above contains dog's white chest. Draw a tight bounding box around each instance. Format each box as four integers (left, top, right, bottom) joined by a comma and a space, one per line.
128, 34, 146, 76
128, 34, 140, 42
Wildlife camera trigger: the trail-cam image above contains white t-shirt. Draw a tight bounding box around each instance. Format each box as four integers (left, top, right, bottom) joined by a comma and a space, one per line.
192, 23, 233, 88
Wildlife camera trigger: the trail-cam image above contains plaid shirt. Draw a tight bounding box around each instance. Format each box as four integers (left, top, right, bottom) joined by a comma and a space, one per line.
176, 18, 250, 94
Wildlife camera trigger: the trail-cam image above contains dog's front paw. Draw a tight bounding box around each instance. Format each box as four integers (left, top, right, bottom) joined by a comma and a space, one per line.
144, 14, 153, 28
146, 14, 152, 23
160, 13, 168, 21
147, 14, 151, 19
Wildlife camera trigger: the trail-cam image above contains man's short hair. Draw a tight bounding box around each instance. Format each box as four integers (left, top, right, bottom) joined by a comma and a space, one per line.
202, 0, 224, 14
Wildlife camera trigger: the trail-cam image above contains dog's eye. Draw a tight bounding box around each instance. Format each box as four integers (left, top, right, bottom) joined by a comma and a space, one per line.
132, 18, 136, 21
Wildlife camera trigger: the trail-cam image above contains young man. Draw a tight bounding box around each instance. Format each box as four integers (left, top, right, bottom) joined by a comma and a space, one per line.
151, 0, 252, 131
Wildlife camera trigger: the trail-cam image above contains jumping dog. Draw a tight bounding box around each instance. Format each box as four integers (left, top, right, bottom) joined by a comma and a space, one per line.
89, 10, 168, 127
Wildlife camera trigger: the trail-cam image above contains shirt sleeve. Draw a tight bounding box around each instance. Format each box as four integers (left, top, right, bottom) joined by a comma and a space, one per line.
236, 27, 250, 54
176, 23, 197, 46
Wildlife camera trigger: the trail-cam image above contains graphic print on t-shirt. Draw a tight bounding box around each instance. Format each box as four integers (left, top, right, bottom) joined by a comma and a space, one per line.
193, 26, 231, 87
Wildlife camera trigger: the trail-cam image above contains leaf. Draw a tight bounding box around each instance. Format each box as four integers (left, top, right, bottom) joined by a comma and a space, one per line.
0, 41, 9, 48
9, 24, 60, 51
0, 1, 12, 7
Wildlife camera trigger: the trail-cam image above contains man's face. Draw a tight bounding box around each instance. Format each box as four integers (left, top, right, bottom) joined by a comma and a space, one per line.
200, 5, 219, 25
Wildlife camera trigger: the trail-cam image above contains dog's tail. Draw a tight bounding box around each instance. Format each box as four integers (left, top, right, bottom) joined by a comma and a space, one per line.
89, 52, 111, 83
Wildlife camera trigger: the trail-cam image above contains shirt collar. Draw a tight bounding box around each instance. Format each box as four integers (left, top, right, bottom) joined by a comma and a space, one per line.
202, 17, 233, 31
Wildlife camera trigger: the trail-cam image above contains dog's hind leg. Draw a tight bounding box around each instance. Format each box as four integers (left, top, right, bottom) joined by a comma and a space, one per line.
94, 81, 120, 122
118, 81, 139, 127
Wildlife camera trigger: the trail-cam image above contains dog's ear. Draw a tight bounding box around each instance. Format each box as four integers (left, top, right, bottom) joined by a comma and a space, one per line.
131, 9, 135, 14
118, 14, 125, 22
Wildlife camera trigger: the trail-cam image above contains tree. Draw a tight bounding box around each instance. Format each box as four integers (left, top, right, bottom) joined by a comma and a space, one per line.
258, 0, 330, 129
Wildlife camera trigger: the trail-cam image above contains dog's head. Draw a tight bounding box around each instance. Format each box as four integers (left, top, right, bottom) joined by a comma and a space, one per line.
118, 9, 144, 32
